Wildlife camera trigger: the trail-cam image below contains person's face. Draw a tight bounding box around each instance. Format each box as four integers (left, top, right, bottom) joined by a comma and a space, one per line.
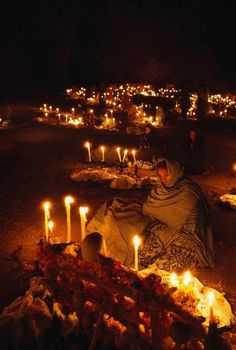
157, 167, 171, 185
190, 130, 197, 141
145, 127, 151, 134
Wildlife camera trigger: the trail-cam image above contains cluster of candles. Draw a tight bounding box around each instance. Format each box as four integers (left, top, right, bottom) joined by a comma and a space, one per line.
85, 141, 137, 163
39, 83, 236, 134
43, 198, 141, 272
42, 203, 216, 326
169, 270, 216, 326
43, 196, 89, 243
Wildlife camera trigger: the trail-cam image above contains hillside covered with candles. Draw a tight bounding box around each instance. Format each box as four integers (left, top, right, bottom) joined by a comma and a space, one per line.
0, 110, 236, 348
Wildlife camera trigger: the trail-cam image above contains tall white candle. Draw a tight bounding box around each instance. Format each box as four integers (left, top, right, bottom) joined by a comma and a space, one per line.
116, 147, 122, 162
132, 149, 136, 163
85, 142, 92, 162
79, 207, 89, 241
123, 149, 128, 162
43, 202, 50, 242
65, 196, 74, 242
100, 146, 105, 162
133, 235, 141, 271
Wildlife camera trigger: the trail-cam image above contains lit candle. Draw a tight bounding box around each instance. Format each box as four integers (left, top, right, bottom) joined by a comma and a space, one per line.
100, 145, 105, 162
85, 142, 92, 162
79, 207, 89, 241
183, 270, 192, 286
116, 147, 122, 162
65, 196, 74, 242
208, 291, 215, 325
123, 149, 128, 162
43, 202, 50, 242
132, 149, 136, 163
48, 220, 54, 240
170, 272, 179, 287
133, 235, 141, 271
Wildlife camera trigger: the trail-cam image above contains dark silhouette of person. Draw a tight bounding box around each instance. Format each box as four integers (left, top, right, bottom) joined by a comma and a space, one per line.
196, 85, 209, 120
139, 124, 164, 162
184, 128, 205, 175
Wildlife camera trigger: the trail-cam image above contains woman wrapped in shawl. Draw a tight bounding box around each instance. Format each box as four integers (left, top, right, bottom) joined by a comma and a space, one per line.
86, 159, 214, 272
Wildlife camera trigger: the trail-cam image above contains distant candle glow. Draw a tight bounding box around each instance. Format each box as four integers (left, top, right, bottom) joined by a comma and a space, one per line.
116, 147, 122, 162
85, 142, 92, 162
100, 145, 105, 162
123, 149, 128, 162
132, 149, 136, 163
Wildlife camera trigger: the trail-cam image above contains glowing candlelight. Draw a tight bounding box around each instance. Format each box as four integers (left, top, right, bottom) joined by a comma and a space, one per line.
43, 202, 50, 242
183, 270, 192, 286
100, 145, 105, 162
79, 207, 89, 241
233, 163, 236, 176
170, 272, 179, 287
85, 142, 92, 162
48, 220, 54, 239
65, 196, 74, 242
132, 149, 136, 163
123, 149, 128, 162
208, 291, 215, 324
133, 235, 141, 271
116, 147, 122, 162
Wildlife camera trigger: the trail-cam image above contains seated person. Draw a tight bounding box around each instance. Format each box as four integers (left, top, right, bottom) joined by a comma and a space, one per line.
184, 128, 205, 175
86, 158, 214, 272
139, 124, 164, 162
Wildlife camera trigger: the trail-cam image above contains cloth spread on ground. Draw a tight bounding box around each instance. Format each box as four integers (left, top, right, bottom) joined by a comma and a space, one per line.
86, 159, 214, 272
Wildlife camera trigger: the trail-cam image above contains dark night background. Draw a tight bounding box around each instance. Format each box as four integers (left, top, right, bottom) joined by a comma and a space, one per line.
0, 0, 235, 101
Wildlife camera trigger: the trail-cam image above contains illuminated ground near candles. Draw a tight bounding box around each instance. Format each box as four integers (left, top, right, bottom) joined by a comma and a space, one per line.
0, 113, 236, 345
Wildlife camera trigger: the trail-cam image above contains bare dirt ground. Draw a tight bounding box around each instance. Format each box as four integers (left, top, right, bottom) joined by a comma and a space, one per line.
0, 119, 236, 317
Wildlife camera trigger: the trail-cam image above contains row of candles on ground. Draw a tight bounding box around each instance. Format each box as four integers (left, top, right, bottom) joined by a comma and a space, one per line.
43, 199, 216, 326
43, 196, 89, 243
85, 141, 137, 163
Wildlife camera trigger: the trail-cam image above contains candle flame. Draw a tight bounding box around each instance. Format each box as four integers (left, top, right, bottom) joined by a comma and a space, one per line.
101, 145, 105, 152
43, 202, 50, 211
116, 147, 120, 152
85, 142, 90, 148
48, 220, 54, 231
65, 196, 74, 205
133, 235, 141, 248
170, 272, 179, 287
233, 163, 236, 171
183, 270, 192, 286
79, 207, 89, 215
132, 149, 136, 155
208, 291, 214, 306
